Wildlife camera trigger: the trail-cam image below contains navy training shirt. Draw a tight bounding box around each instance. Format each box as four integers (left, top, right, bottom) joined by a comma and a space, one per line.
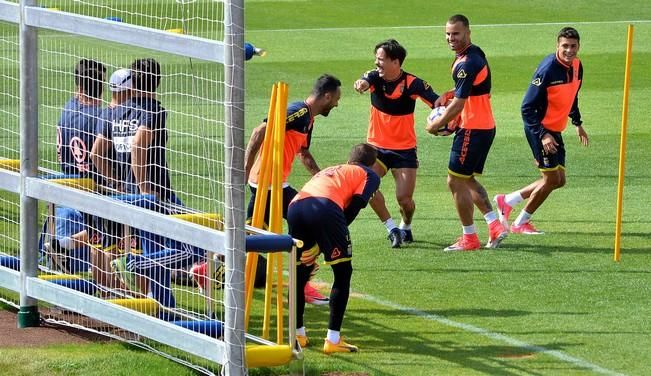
97, 97, 172, 200
57, 97, 103, 176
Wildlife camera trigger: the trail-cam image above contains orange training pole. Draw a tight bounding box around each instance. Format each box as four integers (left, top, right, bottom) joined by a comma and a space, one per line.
614, 24, 634, 262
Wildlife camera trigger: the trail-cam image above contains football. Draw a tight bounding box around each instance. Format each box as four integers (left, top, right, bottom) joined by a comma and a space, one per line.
427, 106, 458, 136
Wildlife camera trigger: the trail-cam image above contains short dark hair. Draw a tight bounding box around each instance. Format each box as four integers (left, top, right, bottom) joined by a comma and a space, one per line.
558, 27, 580, 42
130, 58, 161, 93
74, 59, 106, 99
348, 143, 377, 167
312, 74, 341, 98
448, 14, 470, 28
375, 39, 407, 66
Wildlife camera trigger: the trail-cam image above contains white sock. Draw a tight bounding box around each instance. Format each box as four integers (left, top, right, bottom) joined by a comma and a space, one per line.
296, 327, 306, 336
505, 191, 524, 207
326, 329, 340, 344
399, 221, 411, 231
383, 218, 397, 233
483, 211, 498, 224
462, 224, 476, 235
513, 210, 532, 226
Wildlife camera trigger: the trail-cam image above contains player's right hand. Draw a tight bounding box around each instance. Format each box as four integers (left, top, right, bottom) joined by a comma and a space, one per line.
541, 134, 559, 154
353, 79, 369, 93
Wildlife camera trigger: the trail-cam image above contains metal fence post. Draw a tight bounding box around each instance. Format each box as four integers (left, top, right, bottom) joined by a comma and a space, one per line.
17, 0, 40, 328
223, 0, 247, 374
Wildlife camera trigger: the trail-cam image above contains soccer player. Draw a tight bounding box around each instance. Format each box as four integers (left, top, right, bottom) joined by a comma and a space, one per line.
289, 143, 380, 354
494, 27, 589, 234
354, 39, 439, 248
244, 74, 342, 305
425, 14, 508, 251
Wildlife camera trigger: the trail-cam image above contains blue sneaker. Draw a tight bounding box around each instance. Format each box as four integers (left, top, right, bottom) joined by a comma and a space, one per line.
388, 228, 402, 248
401, 229, 414, 243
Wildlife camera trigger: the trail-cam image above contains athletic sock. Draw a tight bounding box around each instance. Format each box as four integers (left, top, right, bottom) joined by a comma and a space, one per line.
462, 224, 476, 235
326, 329, 340, 344
399, 221, 411, 231
383, 218, 397, 233
513, 210, 532, 226
483, 211, 498, 224
505, 191, 524, 207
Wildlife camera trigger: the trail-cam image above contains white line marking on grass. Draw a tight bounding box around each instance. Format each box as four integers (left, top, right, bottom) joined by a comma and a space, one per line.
362, 294, 626, 376
249, 19, 651, 33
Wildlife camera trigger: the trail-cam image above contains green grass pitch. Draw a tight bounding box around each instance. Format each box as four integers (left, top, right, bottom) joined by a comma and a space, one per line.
2, 0, 651, 375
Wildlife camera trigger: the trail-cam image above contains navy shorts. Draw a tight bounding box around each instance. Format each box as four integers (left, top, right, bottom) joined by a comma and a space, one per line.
448, 128, 495, 177
375, 147, 419, 171
524, 126, 565, 170
247, 185, 298, 221
287, 197, 352, 265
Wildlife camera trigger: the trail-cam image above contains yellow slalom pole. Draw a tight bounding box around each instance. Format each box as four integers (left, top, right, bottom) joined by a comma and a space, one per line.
245, 83, 278, 329
614, 24, 634, 262
274, 82, 288, 343
263, 82, 288, 339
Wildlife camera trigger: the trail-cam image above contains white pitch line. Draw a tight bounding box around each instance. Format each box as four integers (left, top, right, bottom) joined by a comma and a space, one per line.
362, 294, 626, 376
248, 19, 651, 33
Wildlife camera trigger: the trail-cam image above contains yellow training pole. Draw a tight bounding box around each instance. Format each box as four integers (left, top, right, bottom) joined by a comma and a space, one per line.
274, 82, 288, 343
263, 82, 288, 339
614, 24, 634, 262
245, 83, 278, 329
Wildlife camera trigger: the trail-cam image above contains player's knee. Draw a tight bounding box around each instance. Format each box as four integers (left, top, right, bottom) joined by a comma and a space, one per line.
557, 175, 566, 188
396, 195, 414, 210
543, 173, 564, 190
447, 175, 464, 191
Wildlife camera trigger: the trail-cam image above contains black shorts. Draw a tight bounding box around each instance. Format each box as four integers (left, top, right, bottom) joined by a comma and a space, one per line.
287, 197, 351, 265
524, 126, 565, 170
247, 185, 298, 221
375, 147, 419, 171
448, 128, 495, 177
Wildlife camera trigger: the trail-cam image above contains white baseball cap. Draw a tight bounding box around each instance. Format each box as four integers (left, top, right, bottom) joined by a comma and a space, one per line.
109, 68, 132, 92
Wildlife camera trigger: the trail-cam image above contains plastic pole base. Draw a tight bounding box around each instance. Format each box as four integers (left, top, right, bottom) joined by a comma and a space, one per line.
17, 305, 40, 328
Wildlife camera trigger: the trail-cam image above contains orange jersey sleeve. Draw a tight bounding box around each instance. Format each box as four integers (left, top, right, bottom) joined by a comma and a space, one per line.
452, 45, 495, 130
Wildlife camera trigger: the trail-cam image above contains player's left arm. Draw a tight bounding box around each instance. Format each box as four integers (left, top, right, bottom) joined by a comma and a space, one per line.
569, 64, 588, 146
409, 76, 440, 109
427, 61, 474, 134
131, 125, 154, 195
571, 94, 588, 146
298, 147, 320, 176
343, 166, 380, 224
